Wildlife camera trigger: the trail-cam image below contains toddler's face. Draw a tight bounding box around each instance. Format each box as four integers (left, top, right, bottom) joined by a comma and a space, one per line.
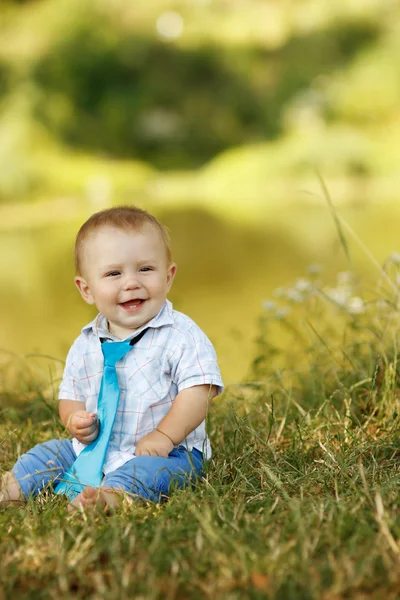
74, 225, 176, 339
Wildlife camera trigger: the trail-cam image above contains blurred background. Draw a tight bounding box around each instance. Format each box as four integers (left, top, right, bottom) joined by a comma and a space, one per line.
1, 0, 400, 385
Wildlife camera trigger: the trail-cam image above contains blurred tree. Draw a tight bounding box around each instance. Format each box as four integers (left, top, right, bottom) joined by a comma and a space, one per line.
26, 13, 378, 168
31, 28, 264, 168
0, 0, 388, 178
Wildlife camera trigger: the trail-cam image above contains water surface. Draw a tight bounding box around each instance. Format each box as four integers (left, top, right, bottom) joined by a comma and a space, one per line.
1, 200, 399, 384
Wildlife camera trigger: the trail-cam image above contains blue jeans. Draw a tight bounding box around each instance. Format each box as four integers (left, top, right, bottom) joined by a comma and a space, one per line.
12, 439, 204, 502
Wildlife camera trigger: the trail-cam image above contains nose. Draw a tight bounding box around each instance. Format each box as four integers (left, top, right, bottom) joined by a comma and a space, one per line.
122, 274, 141, 290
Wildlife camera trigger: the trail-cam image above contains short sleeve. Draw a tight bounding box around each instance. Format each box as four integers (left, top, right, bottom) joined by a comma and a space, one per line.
58, 339, 86, 403
169, 324, 224, 395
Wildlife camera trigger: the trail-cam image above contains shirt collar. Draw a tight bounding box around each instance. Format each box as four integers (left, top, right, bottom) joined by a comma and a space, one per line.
82, 299, 174, 342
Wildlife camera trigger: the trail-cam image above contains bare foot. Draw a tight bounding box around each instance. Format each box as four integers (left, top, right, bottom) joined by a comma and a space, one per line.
0, 472, 25, 508
67, 486, 124, 513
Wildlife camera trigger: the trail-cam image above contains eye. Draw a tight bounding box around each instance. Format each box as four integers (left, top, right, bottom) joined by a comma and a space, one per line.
139, 266, 154, 272
106, 271, 120, 277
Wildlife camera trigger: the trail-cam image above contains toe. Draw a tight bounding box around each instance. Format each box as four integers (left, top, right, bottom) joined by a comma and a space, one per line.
82, 486, 98, 501
68, 490, 88, 511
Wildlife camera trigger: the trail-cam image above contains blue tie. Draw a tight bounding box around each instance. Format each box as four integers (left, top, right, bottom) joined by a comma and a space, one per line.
55, 329, 147, 501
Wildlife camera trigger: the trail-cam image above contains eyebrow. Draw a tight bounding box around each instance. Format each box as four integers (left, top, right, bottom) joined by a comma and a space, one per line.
101, 264, 122, 271
102, 259, 159, 270
136, 258, 159, 264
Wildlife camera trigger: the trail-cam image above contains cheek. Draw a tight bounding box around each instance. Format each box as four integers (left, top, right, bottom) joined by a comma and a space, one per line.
93, 285, 115, 303
158, 279, 170, 293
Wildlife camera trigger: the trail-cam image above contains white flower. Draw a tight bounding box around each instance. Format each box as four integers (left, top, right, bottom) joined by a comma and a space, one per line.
389, 252, 400, 265
263, 300, 276, 311
295, 278, 313, 292
376, 299, 389, 311
275, 307, 291, 320
347, 296, 364, 314
325, 287, 350, 307
286, 289, 303, 303
337, 271, 353, 285
307, 263, 322, 275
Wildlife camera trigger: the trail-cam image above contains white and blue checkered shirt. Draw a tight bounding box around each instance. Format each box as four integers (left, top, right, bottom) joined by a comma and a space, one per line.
59, 300, 223, 473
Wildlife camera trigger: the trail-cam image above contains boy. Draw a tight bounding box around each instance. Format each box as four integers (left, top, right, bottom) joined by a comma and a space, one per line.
0, 206, 223, 511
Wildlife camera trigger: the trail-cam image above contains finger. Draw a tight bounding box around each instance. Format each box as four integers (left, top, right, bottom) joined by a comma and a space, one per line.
79, 411, 97, 420
75, 424, 94, 434
74, 413, 92, 423
79, 429, 99, 442
80, 434, 97, 444
75, 425, 98, 438
76, 418, 97, 430
78, 437, 91, 444
81, 426, 98, 437
135, 448, 150, 456
147, 449, 160, 457
76, 411, 96, 418
155, 448, 168, 457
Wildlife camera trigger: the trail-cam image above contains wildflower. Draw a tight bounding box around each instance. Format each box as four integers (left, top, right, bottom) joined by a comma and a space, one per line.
307, 263, 322, 275
388, 252, 400, 265
295, 278, 313, 292
263, 300, 276, 312
325, 287, 350, 307
286, 289, 303, 303
337, 271, 352, 285
273, 287, 286, 298
347, 296, 364, 314
275, 307, 291, 320
376, 299, 389, 311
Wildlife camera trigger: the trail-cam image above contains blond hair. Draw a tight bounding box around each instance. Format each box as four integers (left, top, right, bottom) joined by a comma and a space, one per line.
75, 205, 172, 275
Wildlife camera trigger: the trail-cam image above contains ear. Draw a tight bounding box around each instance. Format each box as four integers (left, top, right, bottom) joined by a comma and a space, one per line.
166, 263, 177, 291
74, 276, 95, 305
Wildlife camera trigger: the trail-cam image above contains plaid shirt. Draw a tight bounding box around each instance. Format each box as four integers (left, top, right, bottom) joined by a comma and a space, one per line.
58, 300, 223, 473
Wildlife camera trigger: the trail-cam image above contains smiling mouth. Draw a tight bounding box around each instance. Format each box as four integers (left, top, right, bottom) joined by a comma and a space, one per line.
119, 299, 146, 311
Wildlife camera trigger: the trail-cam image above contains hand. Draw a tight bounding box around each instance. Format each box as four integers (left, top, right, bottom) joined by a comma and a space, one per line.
135, 430, 174, 457
67, 410, 99, 445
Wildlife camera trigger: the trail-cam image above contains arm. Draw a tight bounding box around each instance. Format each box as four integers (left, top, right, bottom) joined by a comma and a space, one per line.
135, 384, 218, 457
59, 399, 99, 445
58, 338, 100, 445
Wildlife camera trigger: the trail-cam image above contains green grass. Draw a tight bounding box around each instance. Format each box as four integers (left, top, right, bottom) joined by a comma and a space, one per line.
2, 383, 400, 598
2, 259, 400, 599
